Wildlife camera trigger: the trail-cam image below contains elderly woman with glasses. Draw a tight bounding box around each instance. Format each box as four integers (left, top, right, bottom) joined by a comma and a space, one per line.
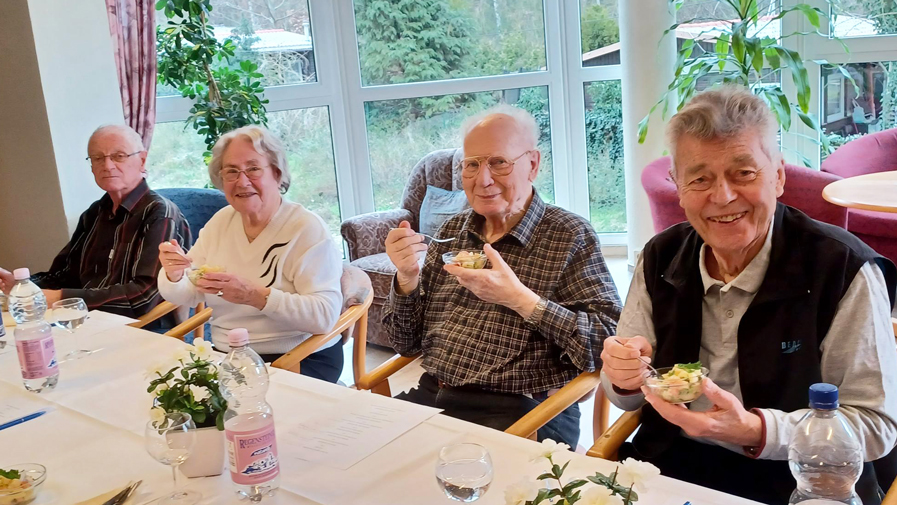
156, 125, 344, 382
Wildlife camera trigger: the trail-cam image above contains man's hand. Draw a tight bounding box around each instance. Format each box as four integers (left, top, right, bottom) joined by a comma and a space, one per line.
443, 244, 539, 318
0, 268, 13, 295
642, 377, 764, 448
600, 336, 653, 391
42, 289, 62, 306
385, 221, 427, 295
196, 272, 270, 310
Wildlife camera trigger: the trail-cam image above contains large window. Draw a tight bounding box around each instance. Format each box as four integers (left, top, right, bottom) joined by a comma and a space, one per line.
822, 61, 897, 155
831, 1, 897, 38
584, 81, 625, 232
580, 0, 620, 65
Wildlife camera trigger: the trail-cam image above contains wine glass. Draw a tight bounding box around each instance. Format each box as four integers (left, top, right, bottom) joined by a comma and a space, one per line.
51, 298, 91, 359
436, 443, 493, 502
145, 412, 201, 505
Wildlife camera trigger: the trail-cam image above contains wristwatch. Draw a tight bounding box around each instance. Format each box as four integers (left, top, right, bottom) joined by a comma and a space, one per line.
525, 296, 549, 328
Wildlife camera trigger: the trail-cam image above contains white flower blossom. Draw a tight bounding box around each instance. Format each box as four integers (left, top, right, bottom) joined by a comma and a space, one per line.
503, 478, 539, 505
529, 438, 571, 463
579, 486, 624, 505
615, 458, 661, 492
144, 361, 170, 380
154, 382, 170, 396
149, 406, 167, 425
172, 347, 192, 364
189, 385, 210, 402
192, 340, 213, 360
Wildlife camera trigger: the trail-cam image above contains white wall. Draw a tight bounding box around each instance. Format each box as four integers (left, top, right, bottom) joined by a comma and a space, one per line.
0, 0, 123, 271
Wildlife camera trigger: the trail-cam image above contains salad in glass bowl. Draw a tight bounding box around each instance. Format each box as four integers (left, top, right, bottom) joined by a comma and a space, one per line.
442, 250, 487, 269
186, 265, 226, 285
644, 362, 708, 404
0, 464, 45, 505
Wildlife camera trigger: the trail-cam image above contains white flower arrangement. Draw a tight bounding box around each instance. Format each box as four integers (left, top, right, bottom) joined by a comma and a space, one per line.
146, 342, 225, 430
506, 439, 660, 505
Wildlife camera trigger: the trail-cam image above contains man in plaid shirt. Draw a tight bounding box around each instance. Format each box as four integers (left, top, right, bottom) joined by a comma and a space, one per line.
383, 105, 622, 446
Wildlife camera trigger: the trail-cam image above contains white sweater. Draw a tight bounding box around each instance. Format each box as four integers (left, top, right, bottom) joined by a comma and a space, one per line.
158, 200, 343, 355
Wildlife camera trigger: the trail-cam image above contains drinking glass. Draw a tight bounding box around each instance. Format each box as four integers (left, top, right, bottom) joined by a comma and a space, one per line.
51, 298, 91, 359
145, 412, 201, 505
436, 443, 493, 502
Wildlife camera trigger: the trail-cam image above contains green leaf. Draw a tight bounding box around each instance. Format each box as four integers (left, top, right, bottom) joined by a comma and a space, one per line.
732, 28, 746, 65
774, 46, 811, 112
0, 468, 21, 480
793, 4, 822, 29
677, 361, 703, 371
536, 472, 555, 481
715, 33, 730, 72
747, 38, 763, 74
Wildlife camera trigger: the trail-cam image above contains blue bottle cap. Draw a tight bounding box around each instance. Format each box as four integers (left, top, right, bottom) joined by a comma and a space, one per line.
808, 383, 839, 409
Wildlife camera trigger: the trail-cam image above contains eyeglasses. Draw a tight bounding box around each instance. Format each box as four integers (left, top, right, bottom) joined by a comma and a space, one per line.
460, 150, 533, 178
86, 151, 142, 167
219, 166, 267, 182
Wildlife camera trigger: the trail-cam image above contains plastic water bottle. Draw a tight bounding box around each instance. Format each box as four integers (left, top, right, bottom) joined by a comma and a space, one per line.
220, 328, 280, 500
788, 383, 863, 505
0, 292, 7, 342
8, 268, 58, 393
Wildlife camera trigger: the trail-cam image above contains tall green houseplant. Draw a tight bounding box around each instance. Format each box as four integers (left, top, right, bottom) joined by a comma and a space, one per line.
639, 0, 852, 164
156, 0, 269, 159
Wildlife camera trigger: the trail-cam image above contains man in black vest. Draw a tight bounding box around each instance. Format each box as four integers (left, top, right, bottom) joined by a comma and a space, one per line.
600, 85, 897, 504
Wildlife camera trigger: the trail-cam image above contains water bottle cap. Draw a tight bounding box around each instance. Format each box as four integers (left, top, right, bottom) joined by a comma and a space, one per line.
12, 268, 30, 280
808, 383, 839, 409
228, 328, 250, 347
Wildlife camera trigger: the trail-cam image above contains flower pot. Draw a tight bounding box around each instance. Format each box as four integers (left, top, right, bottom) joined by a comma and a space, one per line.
180, 426, 225, 478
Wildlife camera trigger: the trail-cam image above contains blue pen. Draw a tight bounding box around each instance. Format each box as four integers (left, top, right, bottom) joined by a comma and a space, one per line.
0, 410, 48, 431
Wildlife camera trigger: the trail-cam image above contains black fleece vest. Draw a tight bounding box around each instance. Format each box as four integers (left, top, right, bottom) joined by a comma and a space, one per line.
635, 202, 896, 459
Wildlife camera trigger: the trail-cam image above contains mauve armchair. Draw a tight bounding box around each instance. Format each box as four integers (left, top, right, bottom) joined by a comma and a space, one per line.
821, 128, 897, 266
340, 148, 464, 347
641, 156, 848, 233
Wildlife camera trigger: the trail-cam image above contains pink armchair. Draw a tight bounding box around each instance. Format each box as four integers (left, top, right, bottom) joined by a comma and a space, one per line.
641, 156, 848, 233
822, 129, 897, 266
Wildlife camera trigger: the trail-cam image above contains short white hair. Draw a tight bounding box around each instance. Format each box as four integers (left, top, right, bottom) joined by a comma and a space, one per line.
208, 125, 291, 193
89, 124, 145, 152
460, 103, 540, 149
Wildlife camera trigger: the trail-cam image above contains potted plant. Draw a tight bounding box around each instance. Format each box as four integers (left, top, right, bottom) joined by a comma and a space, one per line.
147, 340, 226, 477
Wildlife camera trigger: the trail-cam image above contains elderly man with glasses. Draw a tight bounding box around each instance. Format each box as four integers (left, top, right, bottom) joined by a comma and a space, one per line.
383, 104, 622, 447
0, 124, 190, 327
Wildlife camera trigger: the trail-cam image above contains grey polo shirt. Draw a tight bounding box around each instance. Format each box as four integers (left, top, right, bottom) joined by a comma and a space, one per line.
603, 222, 897, 461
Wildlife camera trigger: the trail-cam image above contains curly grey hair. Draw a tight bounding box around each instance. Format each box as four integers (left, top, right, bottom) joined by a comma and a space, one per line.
208, 125, 291, 193
667, 85, 780, 176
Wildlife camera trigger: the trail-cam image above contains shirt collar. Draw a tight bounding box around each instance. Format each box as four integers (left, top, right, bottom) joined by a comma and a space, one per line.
460, 190, 545, 247
698, 218, 774, 294
101, 178, 149, 215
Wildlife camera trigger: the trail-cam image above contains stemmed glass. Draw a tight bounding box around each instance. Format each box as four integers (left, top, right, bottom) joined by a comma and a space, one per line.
145, 412, 201, 505
436, 443, 494, 502
50, 298, 91, 359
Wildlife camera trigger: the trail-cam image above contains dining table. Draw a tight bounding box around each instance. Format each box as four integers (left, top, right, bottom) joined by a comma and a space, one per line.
822, 170, 897, 213
0, 311, 762, 505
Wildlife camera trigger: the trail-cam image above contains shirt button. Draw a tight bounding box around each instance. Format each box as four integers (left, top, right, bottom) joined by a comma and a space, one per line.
725, 310, 734, 318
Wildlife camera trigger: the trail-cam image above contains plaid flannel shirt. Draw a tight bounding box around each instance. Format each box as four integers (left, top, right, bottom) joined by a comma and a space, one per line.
383, 192, 622, 394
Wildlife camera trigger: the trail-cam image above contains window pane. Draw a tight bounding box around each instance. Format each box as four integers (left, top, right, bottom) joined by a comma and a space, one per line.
366, 86, 553, 211
580, 0, 620, 66
584, 81, 625, 233
822, 62, 897, 158
146, 107, 342, 244
831, 2, 897, 38
156, 0, 316, 97
677, 0, 778, 21
353, 0, 546, 86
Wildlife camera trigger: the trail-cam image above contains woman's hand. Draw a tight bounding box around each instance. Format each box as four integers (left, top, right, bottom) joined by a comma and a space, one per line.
196, 272, 270, 310
158, 240, 191, 282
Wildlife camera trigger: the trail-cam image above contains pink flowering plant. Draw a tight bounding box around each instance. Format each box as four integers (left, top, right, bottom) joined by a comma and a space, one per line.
146, 341, 226, 430
505, 440, 660, 505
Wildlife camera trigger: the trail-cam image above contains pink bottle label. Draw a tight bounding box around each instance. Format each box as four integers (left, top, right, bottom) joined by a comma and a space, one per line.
226, 419, 279, 485
16, 335, 58, 379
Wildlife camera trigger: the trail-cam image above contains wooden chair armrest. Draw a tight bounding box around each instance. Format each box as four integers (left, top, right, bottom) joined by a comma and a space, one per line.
273, 290, 373, 373
504, 371, 602, 440
883, 473, 897, 505
586, 409, 642, 460
355, 353, 420, 396
163, 307, 213, 341
129, 301, 178, 328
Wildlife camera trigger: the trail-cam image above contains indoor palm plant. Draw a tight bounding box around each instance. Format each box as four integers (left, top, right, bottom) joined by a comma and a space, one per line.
639, 0, 853, 164
147, 340, 227, 477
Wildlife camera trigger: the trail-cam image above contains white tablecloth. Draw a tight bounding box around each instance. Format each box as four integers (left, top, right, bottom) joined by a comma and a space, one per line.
0, 315, 761, 505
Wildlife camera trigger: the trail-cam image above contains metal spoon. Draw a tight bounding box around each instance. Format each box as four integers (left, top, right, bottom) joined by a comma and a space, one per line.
610, 337, 657, 376
418, 233, 456, 243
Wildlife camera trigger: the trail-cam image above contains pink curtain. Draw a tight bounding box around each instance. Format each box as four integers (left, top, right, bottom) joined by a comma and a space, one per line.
106, 0, 157, 148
